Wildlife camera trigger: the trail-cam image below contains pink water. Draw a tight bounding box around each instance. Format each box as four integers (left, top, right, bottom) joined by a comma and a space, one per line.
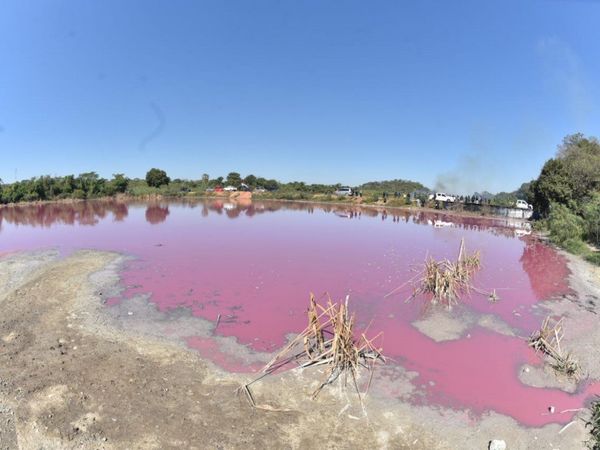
1, 199, 596, 426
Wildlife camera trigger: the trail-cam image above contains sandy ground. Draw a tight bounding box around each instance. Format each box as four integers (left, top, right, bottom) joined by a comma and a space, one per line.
0, 249, 598, 449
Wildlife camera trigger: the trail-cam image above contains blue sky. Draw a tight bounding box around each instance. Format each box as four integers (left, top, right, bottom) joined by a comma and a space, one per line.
0, 0, 599, 193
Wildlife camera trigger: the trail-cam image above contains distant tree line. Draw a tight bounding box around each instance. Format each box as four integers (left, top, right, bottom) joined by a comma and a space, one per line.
360, 179, 428, 195
0, 173, 129, 204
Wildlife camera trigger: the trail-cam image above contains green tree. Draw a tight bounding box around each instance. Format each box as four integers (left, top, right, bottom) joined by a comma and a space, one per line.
263, 179, 279, 191
145, 168, 170, 188
60, 175, 76, 195
76, 172, 106, 198
557, 133, 600, 204
226, 172, 242, 187
515, 181, 534, 204
111, 174, 129, 193
201, 173, 210, 186
243, 174, 257, 187
531, 159, 573, 217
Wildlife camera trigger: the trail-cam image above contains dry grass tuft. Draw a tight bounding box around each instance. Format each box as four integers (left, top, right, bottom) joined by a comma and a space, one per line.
529, 316, 581, 380
402, 238, 484, 309
242, 294, 384, 407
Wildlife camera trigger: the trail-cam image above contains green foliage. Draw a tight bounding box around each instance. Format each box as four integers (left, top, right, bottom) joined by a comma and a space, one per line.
145, 168, 170, 188
585, 253, 600, 267
531, 133, 600, 255
490, 191, 518, 207
243, 174, 257, 187
260, 178, 279, 191
557, 134, 600, 203
365, 193, 380, 203
532, 134, 600, 217
532, 158, 574, 217
532, 219, 548, 232
582, 194, 600, 247
111, 174, 129, 193
547, 203, 584, 246
360, 179, 428, 194
0, 173, 133, 204
561, 238, 588, 255
72, 189, 86, 200
226, 172, 242, 187
515, 181, 534, 204
585, 397, 600, 449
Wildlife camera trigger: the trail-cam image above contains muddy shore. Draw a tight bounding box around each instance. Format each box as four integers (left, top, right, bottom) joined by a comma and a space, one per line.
0, 248, 598, 449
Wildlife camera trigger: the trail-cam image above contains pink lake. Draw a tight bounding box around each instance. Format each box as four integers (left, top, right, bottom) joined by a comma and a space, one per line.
1, 199, 596, 426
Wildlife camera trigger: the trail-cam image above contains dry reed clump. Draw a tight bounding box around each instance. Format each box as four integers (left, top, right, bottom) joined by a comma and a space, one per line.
391, 238, 488, 309
242, 294, 384, 408
529, 316, 581, 380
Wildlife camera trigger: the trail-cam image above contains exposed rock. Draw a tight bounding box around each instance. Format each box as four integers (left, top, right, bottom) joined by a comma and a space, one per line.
489, 439, 506, 450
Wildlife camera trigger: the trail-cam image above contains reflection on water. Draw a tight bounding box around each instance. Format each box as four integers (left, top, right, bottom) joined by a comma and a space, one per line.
0, 198, 533, 237
0, 200, 129, 228
145, 204, 170, 225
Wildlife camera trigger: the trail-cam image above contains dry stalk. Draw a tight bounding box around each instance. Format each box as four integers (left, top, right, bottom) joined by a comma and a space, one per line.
529, 316, 581, 380
403, 238, 486, 309
242, 293, 384, 407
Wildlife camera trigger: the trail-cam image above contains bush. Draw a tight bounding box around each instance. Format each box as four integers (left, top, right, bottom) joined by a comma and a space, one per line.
365, 194, 379, 203
585, 252, 600, 266
561, 238, 588, 255
583, 194, 600, 247
547, 203, 585, 246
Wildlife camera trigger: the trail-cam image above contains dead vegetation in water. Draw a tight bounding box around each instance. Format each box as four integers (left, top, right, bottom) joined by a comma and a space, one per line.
388, 238, 496, 309
241, 294, 385, 408
529, 316, 581, 380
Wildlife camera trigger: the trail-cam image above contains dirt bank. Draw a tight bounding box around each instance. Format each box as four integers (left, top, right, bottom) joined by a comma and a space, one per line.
0, 250, 596, 449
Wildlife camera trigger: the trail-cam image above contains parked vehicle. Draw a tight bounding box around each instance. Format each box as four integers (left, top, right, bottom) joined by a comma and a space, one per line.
515, 199, 532, 210
223, 185, 238, 192
334, 187, 353, 196
433, 193, 455, 202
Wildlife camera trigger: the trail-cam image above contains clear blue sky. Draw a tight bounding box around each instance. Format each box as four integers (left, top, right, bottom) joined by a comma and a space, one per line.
1, 0, 599, 193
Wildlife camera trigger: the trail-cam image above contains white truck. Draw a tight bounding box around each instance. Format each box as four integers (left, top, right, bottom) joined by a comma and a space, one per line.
432, 193, 455, 203
515, 199, 532, 210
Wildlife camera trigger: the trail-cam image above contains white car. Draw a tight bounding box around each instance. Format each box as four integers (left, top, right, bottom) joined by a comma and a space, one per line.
434, 193, 455, 202
335, 187, 353, 196
223, 185, 238, 192
515, 199, 532, 210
